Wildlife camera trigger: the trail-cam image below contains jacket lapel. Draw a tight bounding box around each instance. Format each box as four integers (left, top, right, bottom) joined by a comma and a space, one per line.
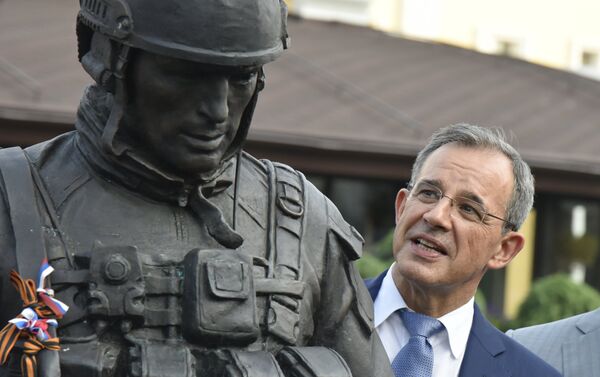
365, 269, 386, 302
459, 305, 510, 377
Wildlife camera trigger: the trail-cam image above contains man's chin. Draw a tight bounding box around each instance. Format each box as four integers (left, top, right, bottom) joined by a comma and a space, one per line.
394, 257, 444, 287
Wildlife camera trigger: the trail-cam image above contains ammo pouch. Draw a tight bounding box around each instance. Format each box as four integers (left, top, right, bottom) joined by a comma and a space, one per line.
182, 249, 259, 346
129, 342, 195, 377
276, 347, 353, 377
195, 347, 352, 377
197, 350, 285, 377
59, 341, 122, 377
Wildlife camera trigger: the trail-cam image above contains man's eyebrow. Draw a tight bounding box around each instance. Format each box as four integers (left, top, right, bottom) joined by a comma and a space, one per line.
418, 178, 443, 188
460, 192, 485, 206
419, 178, 487, 206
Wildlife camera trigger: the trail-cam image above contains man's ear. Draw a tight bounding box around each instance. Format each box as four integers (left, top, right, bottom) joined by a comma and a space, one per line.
395, 188, 409, 224
487, 231, 525, 270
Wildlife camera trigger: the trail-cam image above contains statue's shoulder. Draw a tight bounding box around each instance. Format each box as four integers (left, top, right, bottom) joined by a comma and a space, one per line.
23, 131, 78, 167
241, 154, 363, 261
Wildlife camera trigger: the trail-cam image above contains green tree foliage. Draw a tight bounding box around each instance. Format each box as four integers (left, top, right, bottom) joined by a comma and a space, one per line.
369, 229, 395, 262
357, 253, 390, 279
358, 228, 395, 278
512, 274, 600, 328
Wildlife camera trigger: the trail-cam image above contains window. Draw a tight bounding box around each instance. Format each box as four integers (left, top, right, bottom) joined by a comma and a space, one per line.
497, 40, 520, 58
581, 50, 599, 69
306, 174, 403, 246
570, 39, 600, 79
475, 29, 525, 60
535, 195, 600, 290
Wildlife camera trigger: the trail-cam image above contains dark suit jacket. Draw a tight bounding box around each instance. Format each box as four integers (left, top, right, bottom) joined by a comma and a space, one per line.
365, 271, 562, 377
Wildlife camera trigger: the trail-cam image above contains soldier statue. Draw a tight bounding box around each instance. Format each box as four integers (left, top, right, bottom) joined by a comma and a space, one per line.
0, 0, 392, 376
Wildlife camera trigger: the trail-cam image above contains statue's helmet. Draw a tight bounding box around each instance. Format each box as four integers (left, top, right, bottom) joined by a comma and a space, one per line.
77, 0, 289, 69
75, 0, 289, 170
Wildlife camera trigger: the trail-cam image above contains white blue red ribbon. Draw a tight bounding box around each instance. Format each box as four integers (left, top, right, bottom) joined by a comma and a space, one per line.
36, 259, 69, 317
9, 308, 57, 341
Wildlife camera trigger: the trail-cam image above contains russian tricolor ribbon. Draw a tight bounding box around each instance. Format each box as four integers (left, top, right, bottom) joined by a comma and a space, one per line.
36, 259, 69, 317
9, 308, 57, 341
0, 259, 67, 373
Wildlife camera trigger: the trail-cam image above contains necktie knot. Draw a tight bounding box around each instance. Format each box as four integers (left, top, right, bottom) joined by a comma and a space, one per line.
399, 310, 444, 338
391, 310, 445, 377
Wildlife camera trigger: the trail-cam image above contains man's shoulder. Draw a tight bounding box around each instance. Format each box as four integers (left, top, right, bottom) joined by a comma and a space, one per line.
497, 329, 562, 376
509, 309, 598, 342
464, 307, 561, 376
506, 308, 600, 372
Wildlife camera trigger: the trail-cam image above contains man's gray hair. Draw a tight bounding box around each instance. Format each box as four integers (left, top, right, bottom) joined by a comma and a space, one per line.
409, 123, 534, 232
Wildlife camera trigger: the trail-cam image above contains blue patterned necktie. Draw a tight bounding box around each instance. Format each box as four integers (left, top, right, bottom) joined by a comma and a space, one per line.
391, 310, 445, 377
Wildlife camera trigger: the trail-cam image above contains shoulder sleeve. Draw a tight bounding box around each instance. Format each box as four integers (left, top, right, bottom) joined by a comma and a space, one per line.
300, 174, 392, 377
0, 167, 21, 327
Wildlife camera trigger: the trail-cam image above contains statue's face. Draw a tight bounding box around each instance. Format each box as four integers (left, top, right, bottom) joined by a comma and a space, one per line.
124, 50, 259, 176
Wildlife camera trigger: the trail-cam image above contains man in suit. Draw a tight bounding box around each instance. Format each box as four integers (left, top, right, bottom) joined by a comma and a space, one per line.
366, 124, 561, 377
507, 307, 600, 376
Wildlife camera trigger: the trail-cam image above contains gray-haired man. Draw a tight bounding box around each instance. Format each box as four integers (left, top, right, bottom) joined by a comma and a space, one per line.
365, 124, 560, 377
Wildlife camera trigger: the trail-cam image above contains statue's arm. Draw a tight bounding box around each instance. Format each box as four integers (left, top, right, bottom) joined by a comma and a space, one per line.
0, 178, 19, 322
307, 191, 393, 377
0, 176, 21, 376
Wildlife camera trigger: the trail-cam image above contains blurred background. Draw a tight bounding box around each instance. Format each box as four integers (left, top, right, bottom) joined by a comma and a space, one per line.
1, 0, 599, 329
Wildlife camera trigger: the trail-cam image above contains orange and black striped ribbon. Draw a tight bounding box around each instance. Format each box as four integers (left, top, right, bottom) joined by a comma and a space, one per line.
0, 323, 20, 364
9, 271, 37, 307
9, 271, 53, 318
0, 270, 42, 365
0, 270, 60, 372
20, 337, 60, 377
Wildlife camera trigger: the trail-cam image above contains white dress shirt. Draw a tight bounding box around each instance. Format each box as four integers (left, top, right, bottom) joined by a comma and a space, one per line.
373, 267, 475, 377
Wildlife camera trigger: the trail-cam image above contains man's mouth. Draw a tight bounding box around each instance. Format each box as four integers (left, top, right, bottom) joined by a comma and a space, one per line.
413, 238, 447, 255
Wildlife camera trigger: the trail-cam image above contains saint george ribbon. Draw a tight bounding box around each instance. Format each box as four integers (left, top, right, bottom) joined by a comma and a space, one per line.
0, 259, 69, 377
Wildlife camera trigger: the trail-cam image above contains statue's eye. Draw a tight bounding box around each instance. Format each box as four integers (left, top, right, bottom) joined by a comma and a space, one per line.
230, 71, 257, 86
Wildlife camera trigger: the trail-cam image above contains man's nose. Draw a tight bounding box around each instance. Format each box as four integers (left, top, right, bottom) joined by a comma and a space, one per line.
422, 196, 453, 229
197, 78, 229, 124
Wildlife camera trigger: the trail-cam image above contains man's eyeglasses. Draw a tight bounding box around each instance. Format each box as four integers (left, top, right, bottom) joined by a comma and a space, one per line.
408, 181, 515, 231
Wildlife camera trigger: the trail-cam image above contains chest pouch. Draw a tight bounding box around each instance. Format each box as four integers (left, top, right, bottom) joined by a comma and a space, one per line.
182, 249, 259, 346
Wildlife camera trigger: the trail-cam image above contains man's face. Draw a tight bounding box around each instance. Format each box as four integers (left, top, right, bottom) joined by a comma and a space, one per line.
392, 143, 524, 298
124, 50, 259, 176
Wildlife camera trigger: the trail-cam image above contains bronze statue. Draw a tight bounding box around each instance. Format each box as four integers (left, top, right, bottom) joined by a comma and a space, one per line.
0, 0, 392, 376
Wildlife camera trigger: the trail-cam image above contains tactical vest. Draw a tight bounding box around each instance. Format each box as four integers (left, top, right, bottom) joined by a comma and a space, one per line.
0, 147, 354, 377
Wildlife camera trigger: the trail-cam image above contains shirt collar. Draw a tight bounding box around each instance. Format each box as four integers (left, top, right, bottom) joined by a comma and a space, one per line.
373, 265, 475, 360
373, 265, 408, 327
437, 296, 474, 360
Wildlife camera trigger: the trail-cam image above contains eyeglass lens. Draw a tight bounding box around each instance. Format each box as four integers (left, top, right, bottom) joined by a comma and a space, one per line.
411, 182, 489, 223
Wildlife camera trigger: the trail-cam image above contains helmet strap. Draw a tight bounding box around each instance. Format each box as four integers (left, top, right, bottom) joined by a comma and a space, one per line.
101, 44, 131, 157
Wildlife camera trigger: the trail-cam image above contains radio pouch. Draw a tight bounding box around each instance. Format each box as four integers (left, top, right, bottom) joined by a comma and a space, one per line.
182, 249, 259, 346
